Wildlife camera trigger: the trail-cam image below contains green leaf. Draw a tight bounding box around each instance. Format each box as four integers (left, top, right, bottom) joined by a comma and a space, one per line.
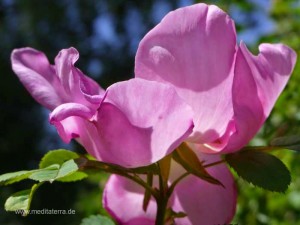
80, 215, 115, 225
0, 170, 33, 185
165, 208, 187, 224
0, 150, 85, 186
39, 149, 80, 169
0, 160, 87, 185
29, 165, 59, 182
5, 183, 41, 216
166, 208, 187, 219
30, 160, 88, 183
56, 159, 88, 182
225, 150, 291, 192
270, 135, 300, 151
38, 150, 88, 182
56, 171, 88, 182
56, 160, 79, 179
172, 143, 223, 186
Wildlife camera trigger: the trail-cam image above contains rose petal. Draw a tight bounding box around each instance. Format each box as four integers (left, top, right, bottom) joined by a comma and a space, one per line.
54, 47, 79, 95
49, 103, 95, 143
91, 78, 194, 167
11, 48, 63, 110
11, 47, 105, 110
223, 42, 297, 153
171, 154, 237, 225
135, 3, 237, 146
54, 47, 105, 107
103, 175, 157, 225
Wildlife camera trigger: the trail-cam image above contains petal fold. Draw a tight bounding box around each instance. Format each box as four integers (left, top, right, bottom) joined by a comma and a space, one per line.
49, 103, 95, 143
224, 42, 297, 153
11, 47, 104, 111
90, 78, 194, 167
54, 47, 105, 106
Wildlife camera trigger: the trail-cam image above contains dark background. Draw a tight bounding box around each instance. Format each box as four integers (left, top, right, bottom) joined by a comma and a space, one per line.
0, 0, 300, 224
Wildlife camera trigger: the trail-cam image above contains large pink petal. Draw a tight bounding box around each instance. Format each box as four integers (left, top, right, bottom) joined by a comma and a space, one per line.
223, 42, 297, 153
103, 175, 157, 225
11, 48, 63, 110
91, 78, 194, 167
135, 3, 237, 147
171, 154, 237, 225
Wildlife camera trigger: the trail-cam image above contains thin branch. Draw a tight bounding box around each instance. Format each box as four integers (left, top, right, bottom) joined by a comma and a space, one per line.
167, 172, 189, 198
203, 159, 226, 168
76, 158, 158, 198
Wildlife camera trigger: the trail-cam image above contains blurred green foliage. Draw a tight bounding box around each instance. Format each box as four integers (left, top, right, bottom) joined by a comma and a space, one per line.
0, 0, 300, 224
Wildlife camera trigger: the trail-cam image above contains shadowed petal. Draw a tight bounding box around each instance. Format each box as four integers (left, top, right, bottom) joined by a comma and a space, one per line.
171, 154, 237, 225
93, 102, 154, 167
103, 175, 157, 225
135, 3, 237, 146
91, 78, 194, 167
223, 42, 297, 153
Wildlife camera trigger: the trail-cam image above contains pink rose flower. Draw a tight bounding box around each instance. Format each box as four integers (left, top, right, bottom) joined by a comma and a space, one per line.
104, 3, 297, 225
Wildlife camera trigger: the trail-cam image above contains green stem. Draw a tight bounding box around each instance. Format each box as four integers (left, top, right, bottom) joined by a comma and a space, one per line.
77, 158, 158, 198
203, 159, 225, 168
124, 173, 158, 199
155, 166, 169, 225
242, 146, 283, 152
155, 195, 168, 225
167, 172, 189, 198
